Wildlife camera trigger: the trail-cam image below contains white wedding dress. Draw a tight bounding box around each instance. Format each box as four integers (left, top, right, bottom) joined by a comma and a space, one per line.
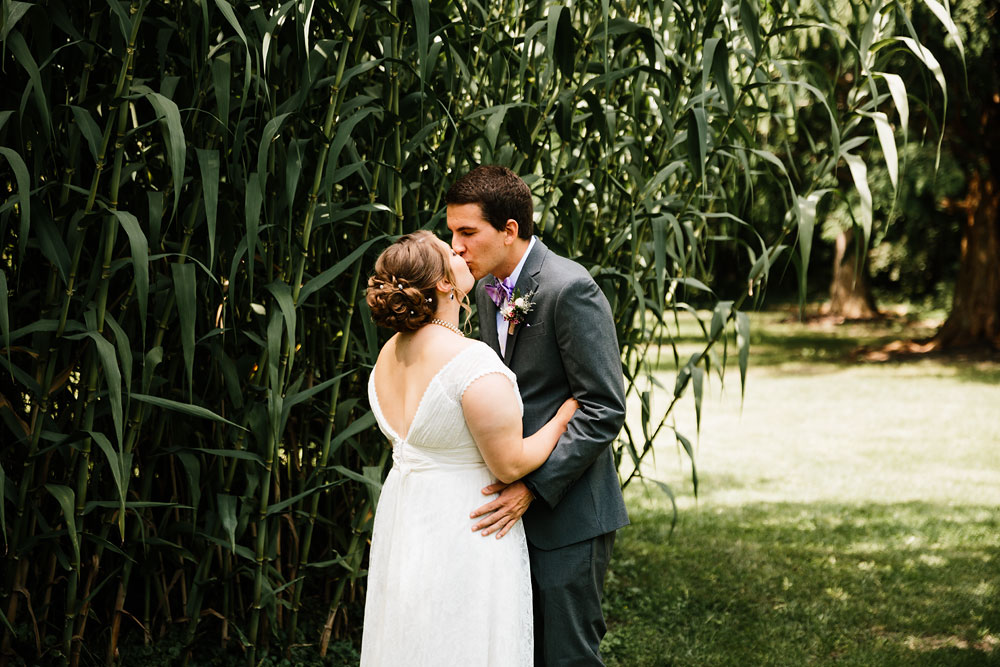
361, 341, 533, 666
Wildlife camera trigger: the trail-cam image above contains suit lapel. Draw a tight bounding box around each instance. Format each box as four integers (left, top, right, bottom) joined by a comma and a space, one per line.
502, 239, 548, 366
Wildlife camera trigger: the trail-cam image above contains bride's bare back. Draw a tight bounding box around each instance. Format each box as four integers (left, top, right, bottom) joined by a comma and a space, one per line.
371, 326, 477, 440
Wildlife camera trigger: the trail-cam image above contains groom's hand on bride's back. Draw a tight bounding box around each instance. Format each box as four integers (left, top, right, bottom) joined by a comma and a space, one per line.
470, 481, 534, 539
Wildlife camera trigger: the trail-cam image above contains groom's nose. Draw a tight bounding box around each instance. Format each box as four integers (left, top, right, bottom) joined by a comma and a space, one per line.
451, 238, 465, 255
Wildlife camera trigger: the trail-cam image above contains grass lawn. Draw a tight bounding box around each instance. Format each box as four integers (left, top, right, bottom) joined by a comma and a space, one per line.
602, 310, 1000, 666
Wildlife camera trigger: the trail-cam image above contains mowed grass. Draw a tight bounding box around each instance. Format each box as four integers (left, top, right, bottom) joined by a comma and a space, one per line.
602, 310, 1000, 666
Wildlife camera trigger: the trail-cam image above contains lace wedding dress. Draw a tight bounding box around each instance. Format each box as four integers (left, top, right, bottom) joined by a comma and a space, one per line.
361, 341, 533, 666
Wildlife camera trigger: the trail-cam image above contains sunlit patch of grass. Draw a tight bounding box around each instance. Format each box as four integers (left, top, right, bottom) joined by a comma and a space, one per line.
606, 310, 1000, 666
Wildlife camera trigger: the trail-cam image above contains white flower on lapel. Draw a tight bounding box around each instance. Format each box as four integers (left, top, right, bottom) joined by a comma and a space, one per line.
501, 288, 536, 335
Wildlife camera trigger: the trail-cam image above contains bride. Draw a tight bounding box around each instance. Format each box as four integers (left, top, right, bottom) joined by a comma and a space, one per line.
360, 230, 576, 666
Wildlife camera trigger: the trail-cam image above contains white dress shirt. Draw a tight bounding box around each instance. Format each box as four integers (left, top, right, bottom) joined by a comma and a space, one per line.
496, 236, 536, 356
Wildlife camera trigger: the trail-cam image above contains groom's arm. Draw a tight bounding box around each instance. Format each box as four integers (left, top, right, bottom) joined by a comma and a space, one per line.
521, 273, 625, 509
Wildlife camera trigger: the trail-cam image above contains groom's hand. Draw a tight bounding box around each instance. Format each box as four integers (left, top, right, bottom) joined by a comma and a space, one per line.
470, 481, 533, 539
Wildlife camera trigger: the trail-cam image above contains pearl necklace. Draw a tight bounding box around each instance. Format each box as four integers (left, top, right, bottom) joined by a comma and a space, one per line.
430, 318, 464, 336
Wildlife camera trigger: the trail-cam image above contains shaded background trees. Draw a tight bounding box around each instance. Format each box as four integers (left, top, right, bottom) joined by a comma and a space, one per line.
0, 0, 957, 664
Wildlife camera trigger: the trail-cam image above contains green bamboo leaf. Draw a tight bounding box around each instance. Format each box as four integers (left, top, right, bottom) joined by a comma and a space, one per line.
211, 54, 231, 133
104, 312, 133, 396
713, 40, 734, 112
485, 105, 508, 152
35, 215, 70, 284
673, 354, 698, 398
104, 0, 132, 39
691, 366, 704, 434
215, 0, 251, 101
197, 148, 220, 271
147, 190, 164, 252
331, 465, 382, 491
1, 2, 33, 40
67, 330, 123, 446
868, 111, 897, 190
330, 411, 376, 453
280, 372, 348, 425
139, 88, 187, 215
215, 0, 249, 47
284, 138, 307, 212
920, 0, 965, 70
748, 244, 787, 282
413, 0, 430, 79
299, 235, 386, 303
739, 0, 762, 58
646, 478, 679, 531
45, 483, 79, 565
171, 262, 196, 397
131, 393, 245, 429
685, 108, 707, 184
69, 105, 101, 162
199, 449, 265, 465
266, 311, 283, 401
736, 310, 750, 401
673, 277, 713, 293
256, 113, 293, 197
6, 30, 51, 139
796, 190, 829, 303
217, 493, 238, 552
703, 37, 733, 112
110, 210, 149, 335
674, 430, 698, 495
897, 36, 946, 164
842, 153, 873, 244
266, 481, 340, 517
554, 5, 576, 80
89, 430, 131, 540
141, 346, 162, 394
652, 215, 667, 304
245, 173, 263, 295
327, 107, 377, 175
266, 280, 296, 370
0, 147, 31, 261
874, 71, 909, 134
710, 300, 733, 340
176, 450, 201, 520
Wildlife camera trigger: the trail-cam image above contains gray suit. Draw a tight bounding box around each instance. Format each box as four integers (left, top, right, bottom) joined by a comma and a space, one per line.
476, 238, 628, 665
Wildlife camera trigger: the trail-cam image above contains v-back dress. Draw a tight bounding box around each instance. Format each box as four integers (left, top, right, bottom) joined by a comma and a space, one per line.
360, 341, 532, 666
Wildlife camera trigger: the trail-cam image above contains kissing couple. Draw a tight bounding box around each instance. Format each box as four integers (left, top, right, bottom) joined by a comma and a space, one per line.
361, 166, 628, 666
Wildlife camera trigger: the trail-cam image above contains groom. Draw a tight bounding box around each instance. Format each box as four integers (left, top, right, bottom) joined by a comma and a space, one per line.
446, 166, 628, 666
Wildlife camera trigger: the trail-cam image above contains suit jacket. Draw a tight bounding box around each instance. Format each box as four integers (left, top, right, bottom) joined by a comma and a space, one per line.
476, 238, 629, 550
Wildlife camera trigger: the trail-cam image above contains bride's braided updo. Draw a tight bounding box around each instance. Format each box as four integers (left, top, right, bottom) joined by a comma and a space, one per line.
366, 231, 458, 333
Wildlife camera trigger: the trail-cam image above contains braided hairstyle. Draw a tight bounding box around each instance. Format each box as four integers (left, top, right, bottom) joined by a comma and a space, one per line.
366, 230, 457, 333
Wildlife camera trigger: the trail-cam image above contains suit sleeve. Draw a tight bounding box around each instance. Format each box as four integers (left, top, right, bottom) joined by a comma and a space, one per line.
522, 274, 626, 508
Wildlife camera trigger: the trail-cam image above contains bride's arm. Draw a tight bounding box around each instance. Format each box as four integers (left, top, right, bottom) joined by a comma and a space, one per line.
463, 373, 577, 484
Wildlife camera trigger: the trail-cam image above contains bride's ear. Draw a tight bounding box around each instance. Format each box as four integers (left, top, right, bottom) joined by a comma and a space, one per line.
435, 278, 453, 295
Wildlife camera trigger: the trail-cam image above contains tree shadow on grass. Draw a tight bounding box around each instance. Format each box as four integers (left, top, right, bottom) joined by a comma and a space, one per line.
602, 501, 1000, 667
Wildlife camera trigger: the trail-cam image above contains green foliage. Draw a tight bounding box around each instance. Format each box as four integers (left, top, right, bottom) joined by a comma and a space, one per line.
0, 0, 950, 662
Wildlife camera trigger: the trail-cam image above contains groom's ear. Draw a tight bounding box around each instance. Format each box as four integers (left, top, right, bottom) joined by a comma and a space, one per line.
503, 219, 519, 244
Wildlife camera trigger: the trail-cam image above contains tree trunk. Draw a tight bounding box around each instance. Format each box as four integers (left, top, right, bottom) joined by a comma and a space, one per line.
933, 169, 1000, 349
824, 227, 880, 319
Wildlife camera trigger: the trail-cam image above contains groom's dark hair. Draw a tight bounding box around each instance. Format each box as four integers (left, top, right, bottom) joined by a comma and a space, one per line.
445, 165, 534, 239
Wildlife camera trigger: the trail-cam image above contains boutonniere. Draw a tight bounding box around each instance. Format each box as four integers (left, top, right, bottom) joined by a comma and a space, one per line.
500, 289, 536, 335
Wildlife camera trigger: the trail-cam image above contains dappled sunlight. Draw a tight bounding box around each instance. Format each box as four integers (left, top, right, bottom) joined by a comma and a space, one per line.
604, 500, 1000, 665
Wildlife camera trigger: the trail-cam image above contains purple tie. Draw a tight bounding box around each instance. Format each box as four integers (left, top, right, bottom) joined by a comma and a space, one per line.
485, 277, 514, 308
